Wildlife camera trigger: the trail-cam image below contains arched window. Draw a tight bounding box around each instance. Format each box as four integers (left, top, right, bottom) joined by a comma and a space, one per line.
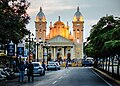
77, 29, 79, 33
77, 38, 80, 43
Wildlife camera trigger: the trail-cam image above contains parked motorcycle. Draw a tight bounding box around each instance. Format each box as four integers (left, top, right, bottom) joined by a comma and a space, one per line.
1, 67, 15, 80
0, 70, 7, 81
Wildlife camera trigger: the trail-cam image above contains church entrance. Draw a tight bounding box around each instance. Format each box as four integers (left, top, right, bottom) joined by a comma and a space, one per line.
67, 53, 71, 62
48, 53, 51, 61
57, 53, 62, 62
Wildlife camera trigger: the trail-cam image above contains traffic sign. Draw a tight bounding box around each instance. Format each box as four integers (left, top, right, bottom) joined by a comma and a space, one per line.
17, 47, 24, 56
7, 44, 15, 56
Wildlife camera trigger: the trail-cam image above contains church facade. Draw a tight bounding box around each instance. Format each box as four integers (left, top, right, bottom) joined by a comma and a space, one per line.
35, 7, 84, 62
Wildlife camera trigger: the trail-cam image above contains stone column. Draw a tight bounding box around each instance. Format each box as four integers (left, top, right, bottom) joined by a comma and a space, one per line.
64, 47, 67, 59
54, 47, 56, 61
62, 47, 64, 60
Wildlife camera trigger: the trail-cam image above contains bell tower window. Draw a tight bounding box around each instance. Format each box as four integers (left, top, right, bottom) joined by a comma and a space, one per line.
77, 38, 80, 43
76, 24, 80, 26
77, 29, 79, 33
39, 29, 42, 33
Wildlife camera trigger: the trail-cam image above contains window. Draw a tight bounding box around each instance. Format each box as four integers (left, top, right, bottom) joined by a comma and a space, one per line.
77, 38, 79, 43
76, 24, 80, 26
77, 29, 79, 33
39, 29, 42, 33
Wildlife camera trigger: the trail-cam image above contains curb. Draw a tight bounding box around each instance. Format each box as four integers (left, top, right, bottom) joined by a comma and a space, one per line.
92, 68, 120, 85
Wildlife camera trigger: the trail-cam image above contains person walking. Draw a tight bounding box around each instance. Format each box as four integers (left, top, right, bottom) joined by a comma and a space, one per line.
65, 60, 68, 68
42, 62, 46, 71
12, 60, 16, 72
18, 61, 26, 82
42, 62, 46, 75
27, 62, 34, 82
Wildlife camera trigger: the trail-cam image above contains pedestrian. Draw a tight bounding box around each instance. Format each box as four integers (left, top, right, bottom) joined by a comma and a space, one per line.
27, 62, 34, 82
42, 62, 46, 71
76, 62, 78, 67
42, 62, 46, 75
18, 61, 26, 82
12, 60, 16, 72
65, 60, 68, 68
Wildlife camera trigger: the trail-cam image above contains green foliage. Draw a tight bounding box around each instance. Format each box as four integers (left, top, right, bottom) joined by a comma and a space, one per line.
103, 40, 120, 56
0, 0, 30, 44
84, 15, 120, 58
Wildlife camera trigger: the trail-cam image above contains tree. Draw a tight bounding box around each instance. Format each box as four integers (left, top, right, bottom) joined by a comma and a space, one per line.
84, 15, 120, 76
85, 15, 120, 57
0, 0, 30, 44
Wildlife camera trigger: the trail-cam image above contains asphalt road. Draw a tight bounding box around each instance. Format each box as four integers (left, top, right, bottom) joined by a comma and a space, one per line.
0, 67, 119, 86
22, 67, 118, 86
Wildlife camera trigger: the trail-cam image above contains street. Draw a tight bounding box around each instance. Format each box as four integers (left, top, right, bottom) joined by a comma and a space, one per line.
0, 67, 119, 86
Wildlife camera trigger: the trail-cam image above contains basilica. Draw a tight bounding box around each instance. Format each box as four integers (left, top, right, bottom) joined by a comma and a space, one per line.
35, 6, 84, 62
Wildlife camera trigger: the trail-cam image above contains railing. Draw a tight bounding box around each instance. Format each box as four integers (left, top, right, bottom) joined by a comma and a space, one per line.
96, 55, 120, 80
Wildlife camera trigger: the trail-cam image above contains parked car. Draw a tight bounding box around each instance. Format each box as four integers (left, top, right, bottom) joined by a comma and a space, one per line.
47, 61, 57, 71
82, 60, 94, 66
32, 62, 45, 76
47, 61, 60, 70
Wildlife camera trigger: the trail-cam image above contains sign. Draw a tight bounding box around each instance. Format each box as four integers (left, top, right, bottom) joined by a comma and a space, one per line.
7, 45, 15, 56
17, 47, 24, 57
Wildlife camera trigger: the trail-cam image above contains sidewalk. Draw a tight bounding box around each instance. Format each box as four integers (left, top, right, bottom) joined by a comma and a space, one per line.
92, 68, 120, 85
0, 70, 49, 85
0, 67, 64, 85
0, 75, 28, 86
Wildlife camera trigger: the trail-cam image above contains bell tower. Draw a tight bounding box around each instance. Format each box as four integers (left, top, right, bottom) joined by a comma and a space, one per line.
72, 6, 84, 59
35, 7, 47, 41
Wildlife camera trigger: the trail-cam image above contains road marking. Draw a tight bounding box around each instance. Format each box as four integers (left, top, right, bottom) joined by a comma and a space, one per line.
52, 80, 57, 84
59, 76, 63, 79
91, 69, 112, 86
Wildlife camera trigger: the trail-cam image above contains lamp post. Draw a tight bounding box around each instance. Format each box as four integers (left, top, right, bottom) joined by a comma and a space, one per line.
34, 38, 43, 62
28, 32, 30, 63
43, 41, 50, 65
25, 30, 34, 63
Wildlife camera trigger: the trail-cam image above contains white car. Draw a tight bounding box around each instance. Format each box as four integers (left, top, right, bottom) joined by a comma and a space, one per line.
47, 61, 60, 70
32, 62, 45, 75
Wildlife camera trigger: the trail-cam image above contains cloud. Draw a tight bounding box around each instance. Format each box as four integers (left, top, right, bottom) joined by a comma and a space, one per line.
26, 0, 120, 41
83, 19, 98, 40
85, 19, 98, 26
27, 8, 37, 15
27, 0, 91, 15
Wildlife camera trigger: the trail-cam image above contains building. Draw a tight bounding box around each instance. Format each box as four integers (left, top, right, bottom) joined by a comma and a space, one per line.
35, 6, 84, 62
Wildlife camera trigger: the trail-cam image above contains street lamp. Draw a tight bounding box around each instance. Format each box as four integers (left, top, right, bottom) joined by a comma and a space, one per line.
43, 41, 50, 65
34, 38, 43, 62
25, 31, 34, 63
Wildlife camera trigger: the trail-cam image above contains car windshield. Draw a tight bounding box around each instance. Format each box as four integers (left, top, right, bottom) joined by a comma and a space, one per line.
49, 63, 54, 64
33, 63, 39, 67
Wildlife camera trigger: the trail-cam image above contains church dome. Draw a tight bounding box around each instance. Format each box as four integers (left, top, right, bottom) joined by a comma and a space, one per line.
36, 7, 46, 22
54, 21, 65, 26
73, 6, 83, 22
54, 16, 65, 26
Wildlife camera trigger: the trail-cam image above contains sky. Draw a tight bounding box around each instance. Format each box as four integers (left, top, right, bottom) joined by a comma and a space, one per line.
26, 0, 120, 42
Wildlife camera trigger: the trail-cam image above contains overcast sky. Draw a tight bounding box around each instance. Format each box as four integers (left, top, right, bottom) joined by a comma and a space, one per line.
26, 0, 120, 42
